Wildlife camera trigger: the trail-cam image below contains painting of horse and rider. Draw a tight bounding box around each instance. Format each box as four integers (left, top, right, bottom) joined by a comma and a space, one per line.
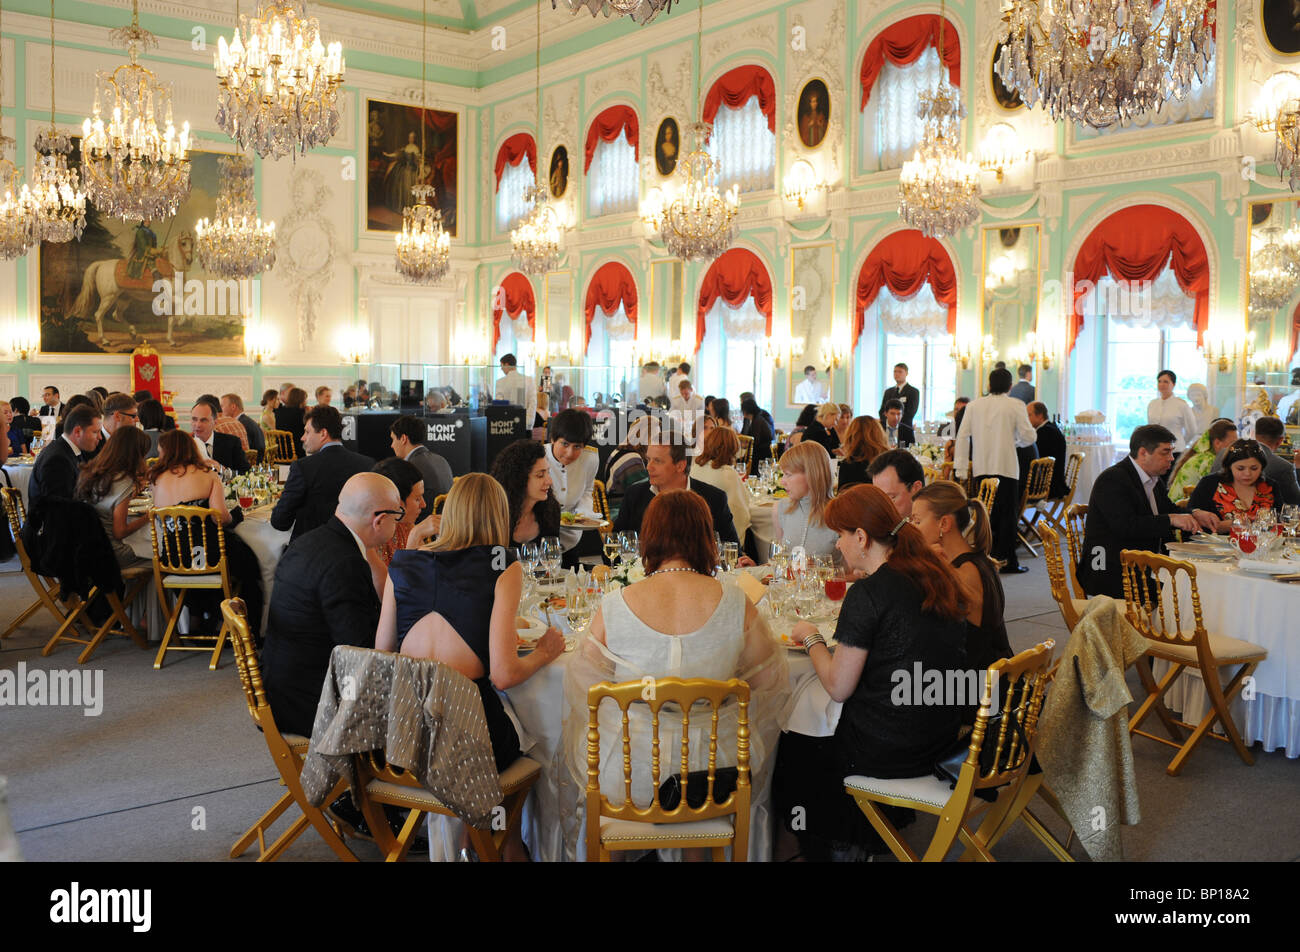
39, 145, 246, 356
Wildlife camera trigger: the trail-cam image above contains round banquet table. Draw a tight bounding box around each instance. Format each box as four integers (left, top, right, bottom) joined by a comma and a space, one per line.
1067, 441, 1125, 506
426, 574, 836, 862
1, 462, 33, 506
1154, 559, 1300, 758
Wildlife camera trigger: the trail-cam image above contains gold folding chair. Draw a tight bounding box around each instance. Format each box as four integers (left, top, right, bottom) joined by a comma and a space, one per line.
1120, 551, 1268, 777
149, 505, 236, 670
432, 493, 448, 516
844, 641, 1055, 862
1036, 451, 1084, 534
244, 449, 258, 468
266, 429, 297, 465
592, 479, 611, 533
220, 598, 357, 862
976, 477, 999, 516
586, 677, 751, 862
1015, 457, 1055, 557
1063, 504, 1088, 600
1038, 523, 1087, 632
146, 457, 159, 469
736, 434, 755, 473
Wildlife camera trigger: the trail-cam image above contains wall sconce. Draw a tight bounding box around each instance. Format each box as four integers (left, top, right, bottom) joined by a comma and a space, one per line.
819, 334, 850, 370
1019, 330, 1058, 370
763, 331, 805, 368
1249, 342, 1290, 373
1203, 330, 1255, 372
8, 320, 39, 360
640, 185, 667, 234
978, 122, 1031, 183
243, 324, 277, 364
783, 159, 828, 212
984, 252, 1021, 291
950, 334, 995, 370
337, 326, 371, 365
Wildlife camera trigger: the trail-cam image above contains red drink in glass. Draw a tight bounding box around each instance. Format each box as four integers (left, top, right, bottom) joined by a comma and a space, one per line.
824, 578, 847, 601
238, 496, 254, 509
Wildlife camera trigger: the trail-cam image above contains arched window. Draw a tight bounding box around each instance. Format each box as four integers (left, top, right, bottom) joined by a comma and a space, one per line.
696, 248, 774, 400
703, 65, 776, 193
495, 133, 537, 232
492, 271, 536, 361
1069, 205, 1211, 442
854, 230, 958, 422
858, 15, 961, 172
585, 105, 639, 217
584, 262, 639, 399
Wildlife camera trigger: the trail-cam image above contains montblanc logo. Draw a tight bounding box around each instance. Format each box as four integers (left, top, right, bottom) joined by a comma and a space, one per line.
426, 420, 463, 442
50, 882, 151, 932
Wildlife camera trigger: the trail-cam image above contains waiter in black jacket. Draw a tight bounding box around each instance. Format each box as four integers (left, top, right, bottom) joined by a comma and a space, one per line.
27, 405, 102, 508
879, 362, 920, 429
613, 441, 738, 545
1076, 424, 1216, 599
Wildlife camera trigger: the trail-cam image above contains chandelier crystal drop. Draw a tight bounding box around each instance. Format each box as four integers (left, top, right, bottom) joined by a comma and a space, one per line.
214, 0, 345, 159
80, 0, 191, 221
31, 1, 86, 244
551, 0, 676, 25
897, 80, 980, 239
511, 183, 563, 275
1248, 226, 1298, 314
996, 0, 1215, 130
396, 185, 452, 283
659, 121, 740, 263
195, 154, 277, 278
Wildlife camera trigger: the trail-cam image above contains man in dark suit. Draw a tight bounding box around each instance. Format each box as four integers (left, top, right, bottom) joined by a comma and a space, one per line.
37, 385, 64, 420
1076, 425, 1216, 599
272, 405, 375, 541
28, 405, 102, 508
222, 393, 266, 463
1028, 402, 1069, 500
190, 401, 249, 474
1009, 365, 1036, 404
262, 472, 402, 737
881, 399, 916, 448
389, 415, 454, 521
613, 441, 738, 544
879, 363, 920, 429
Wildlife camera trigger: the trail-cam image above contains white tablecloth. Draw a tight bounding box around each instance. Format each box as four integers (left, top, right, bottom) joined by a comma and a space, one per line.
748, 494, 780, 562
1068, 441, 1124, 505
1154, 560, 1300, 758
1, 463, 33, 506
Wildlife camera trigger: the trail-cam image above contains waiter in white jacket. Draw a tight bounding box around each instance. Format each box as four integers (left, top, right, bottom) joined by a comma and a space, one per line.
954, 367, 1038, 574
1146, 369, 1200, 452
494, 353, 537, 427
546, 408, 602, 564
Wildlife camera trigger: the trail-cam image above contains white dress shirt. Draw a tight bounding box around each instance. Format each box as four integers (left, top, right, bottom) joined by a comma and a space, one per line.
954, 393, 1037, 480
495, 369, 537, 425
61, 432, 84, 461
669, 393, 706, 439
545, 442, 599, 551
1146, 395, 1199, 453
794, 378, 829, 405
193, 433, 213, 461
1128, 456, 1160, 515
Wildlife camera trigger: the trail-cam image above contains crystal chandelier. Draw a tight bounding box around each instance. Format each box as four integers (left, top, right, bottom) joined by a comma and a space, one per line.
898, 78, 980, 239
79, 1, 191, 221
0, 0, 37, 260
1248, 226, 1298, 314
657, 0, 740, 263
394, 0, 450, 284
214, 1, 345, 159
30, 0, 86, 244
195, 154, 277, 278
510, 1, 564, 276
552, 0, 676, 26
996, 0, 1215, 130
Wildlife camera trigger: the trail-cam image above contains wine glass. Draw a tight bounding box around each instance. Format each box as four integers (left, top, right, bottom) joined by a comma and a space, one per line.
567, 585, 593, 633
1229, 515, 1258, 556
619, 530, 640, 565
603, 533, 622, 565
813, 554, 834, 584
1283, 504, 1300, 537
540, 536, 562, 582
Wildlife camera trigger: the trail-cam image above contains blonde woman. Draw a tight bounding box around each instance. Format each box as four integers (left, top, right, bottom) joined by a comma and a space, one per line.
801, 402, 841, 454
690, 426, 752, 544
774, 440, 838, 559
376, 473, 564, 779
909, 480, 1011, 677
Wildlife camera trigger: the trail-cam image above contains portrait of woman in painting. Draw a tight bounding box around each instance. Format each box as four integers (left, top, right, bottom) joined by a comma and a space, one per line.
655, 118, 679, 176
550, 145, 569, 199
1263, 0, 1300, 55
383, 130, 425, 215
797, 79, 830, 149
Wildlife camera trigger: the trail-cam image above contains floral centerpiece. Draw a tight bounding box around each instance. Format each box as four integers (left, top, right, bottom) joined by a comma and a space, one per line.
909, 441, 946, 467
606, 557, 646, 588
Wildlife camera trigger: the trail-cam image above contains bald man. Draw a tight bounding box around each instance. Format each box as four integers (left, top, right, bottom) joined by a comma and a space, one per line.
261, 472, 402, 737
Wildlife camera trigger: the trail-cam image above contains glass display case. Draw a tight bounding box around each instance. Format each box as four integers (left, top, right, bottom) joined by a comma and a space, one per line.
538, 364, 637, 408
348, 363, 496, 412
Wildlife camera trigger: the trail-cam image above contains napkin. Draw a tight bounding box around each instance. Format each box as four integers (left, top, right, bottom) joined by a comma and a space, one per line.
784, 670, 843, 737
733, 571, 768, 606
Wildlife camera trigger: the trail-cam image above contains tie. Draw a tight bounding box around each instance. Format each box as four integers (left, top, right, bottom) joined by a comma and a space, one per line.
205, 442, 212, 458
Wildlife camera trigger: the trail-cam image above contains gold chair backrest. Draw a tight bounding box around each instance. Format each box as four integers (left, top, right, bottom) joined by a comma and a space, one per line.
736, 434, 755, 471
267, 429, 297, 464
1021, 457, 1054, 506
220, 597, 267, 729
432, 493, 448, 515
1, 486, 24, 544
586, 677, 751, 826
976, 477, 999, 514
1119, 550, 1207, 653
1063, 451, 1084, 498
1064, 503, 1088, 599
1037, 523, 1080, 630
149, 505, 231, 583
592, 479, 611, 524
957, 641, 1054, 792
245, 449, 258, 468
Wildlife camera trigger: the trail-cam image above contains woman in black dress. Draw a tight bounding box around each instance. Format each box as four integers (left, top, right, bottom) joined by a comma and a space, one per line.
273, 387, 308, 458
773, 484, 968, 861
489, 439, 561, 546
800, 403, 841, 455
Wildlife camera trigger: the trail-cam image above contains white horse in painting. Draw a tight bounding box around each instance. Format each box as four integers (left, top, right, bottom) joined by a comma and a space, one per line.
70, 232, 197, 345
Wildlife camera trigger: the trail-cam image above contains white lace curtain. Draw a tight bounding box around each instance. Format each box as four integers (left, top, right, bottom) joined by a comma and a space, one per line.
877, 284, 948, 338
707, 96, 776, 194
587, 135, 639, 217
1079, 45, 1216, 139
710, 297, 768, 341
496, 160, 534, 233
593, 301, 637, 343
860, 46, 944, 171
495, 313, 534, 360
1087, 269, 1195, 330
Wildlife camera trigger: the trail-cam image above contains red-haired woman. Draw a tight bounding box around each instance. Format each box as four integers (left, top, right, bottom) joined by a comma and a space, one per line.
772, 484, 969, 861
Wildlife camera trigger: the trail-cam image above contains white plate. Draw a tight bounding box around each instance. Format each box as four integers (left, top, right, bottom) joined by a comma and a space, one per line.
1234, 559, 1299, 576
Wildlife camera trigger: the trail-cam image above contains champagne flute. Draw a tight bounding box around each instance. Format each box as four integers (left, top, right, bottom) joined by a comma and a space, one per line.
567, 586, 593, 633
722, 541, 739, 573
540, 536, 562, 583
603, 533, 622, 565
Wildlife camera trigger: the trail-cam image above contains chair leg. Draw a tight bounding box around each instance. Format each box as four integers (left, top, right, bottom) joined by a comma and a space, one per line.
40, 588, 96, 658
208, 619, 230, 671
1, 597, 41, 639
1129, 657, 1187, 744
466, 823, 502, 862
711, 846, 727, 862
260, 814, 312, 863
846, 791, 919, 862
385, 808, 425, 863
153, 589, 186, 669
920, 803, 968, 862
1167, 662, 1260, 776
230, 790, 296, 859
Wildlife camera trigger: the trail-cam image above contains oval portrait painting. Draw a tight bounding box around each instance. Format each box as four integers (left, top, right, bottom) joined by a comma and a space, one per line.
1262, 0, 1300, 55
549, 145, 569, 199
797, 79, 830, 149
655, 118, 679, 177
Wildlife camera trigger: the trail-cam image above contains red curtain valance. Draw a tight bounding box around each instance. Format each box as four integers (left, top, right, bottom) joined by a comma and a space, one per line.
703, 64, 777, 133
853, 230, 957, 342
696, 248, 774, 351
1070, 204, 1210, 352
492, 272, 536, 354
584, 105, 639, 173
860, 15, 961, 109
583, 262, 639, 352
494, 133, 537, 188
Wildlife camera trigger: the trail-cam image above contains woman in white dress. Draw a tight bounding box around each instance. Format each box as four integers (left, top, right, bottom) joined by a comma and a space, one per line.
773, 440, 839, 560
559, 490, 788, 860
689, 426, 751, 543
73, 427, 152, 569
1147, 369, 1200, 452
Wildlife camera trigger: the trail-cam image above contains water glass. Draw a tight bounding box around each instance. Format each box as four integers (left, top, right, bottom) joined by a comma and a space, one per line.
767, 577, 790, 618
619, 530, 640, 563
